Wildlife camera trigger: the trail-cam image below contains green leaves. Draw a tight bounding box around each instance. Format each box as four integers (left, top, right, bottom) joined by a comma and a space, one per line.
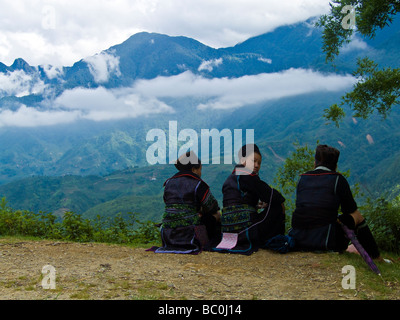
324, 103, 347, 127
0, 198, 160, 245
316, 0, 356, 62
317, 0, 400, 61
345, 58, 400, 119
361, 192, 400, 253
324, 57, 400, 125
317, 0, 400, 126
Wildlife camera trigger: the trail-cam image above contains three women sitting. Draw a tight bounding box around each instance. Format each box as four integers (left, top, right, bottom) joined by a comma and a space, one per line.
157, 144, 380, 260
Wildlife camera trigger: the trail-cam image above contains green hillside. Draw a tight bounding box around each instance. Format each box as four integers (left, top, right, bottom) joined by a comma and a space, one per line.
0, 91, 399, 223
0, 162, 237, 223
0, 166, 169, 221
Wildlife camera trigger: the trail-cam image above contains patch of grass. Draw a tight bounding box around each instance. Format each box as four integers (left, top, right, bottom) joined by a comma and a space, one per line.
131, 280, 175, 300
69, 290, 91, 300
322, 251, 400, 300
69, 282, 93, 300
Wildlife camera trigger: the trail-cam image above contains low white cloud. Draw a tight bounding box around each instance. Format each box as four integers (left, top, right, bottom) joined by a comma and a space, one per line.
54, 86, 174, 121
0, 105, 80, 127
0, 68, 356, 127
258, 57, 272, 64
41, 64, 64, 79
0, 70, 47, 98
341, 36, 369, 53
0, 85, 175, 128
84, 50, 121, 83
133, 69, 356, 110
198, 58, 223, 72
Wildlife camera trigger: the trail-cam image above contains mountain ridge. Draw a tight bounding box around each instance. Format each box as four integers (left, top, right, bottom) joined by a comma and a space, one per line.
1, 17, 399, 101
0, 17, 399, 221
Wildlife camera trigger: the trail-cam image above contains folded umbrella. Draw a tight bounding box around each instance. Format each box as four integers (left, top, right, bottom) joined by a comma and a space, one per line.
338, 220, 381, 276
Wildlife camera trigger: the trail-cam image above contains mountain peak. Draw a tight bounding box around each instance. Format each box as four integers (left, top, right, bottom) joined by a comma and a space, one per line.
10, 58, 35, 73
117, 31, 211, 51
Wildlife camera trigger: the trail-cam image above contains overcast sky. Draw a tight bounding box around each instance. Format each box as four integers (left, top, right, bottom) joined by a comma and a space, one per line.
0, 0, 332, 67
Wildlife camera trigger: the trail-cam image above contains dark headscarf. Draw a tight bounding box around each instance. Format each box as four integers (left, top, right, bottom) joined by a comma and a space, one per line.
315, 144, 340, 171
175, 151, 201, 171
238, 144, 261, 161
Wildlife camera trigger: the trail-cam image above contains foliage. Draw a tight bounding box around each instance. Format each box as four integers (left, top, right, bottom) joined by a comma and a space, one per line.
324, 57, 400, 126
343, 58, 400, 118
361, 191, 400, 253
0, 198, 60, 239
315, 0, 355, 62
0, 198, 160, 245
317, 0, 400, 125
323, 103, 347, 127
317, 0, 400, 62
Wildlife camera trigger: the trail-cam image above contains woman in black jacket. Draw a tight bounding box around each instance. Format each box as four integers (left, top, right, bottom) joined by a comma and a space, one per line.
214, 144, 286, 254
156, 151, 221, 254
289, 144, 380, 259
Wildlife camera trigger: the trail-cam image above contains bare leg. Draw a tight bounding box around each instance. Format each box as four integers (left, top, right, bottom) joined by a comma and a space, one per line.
350, 210, 364, 226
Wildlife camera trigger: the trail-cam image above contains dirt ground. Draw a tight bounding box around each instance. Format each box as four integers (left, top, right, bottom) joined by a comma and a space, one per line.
0, 238, 386, 300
